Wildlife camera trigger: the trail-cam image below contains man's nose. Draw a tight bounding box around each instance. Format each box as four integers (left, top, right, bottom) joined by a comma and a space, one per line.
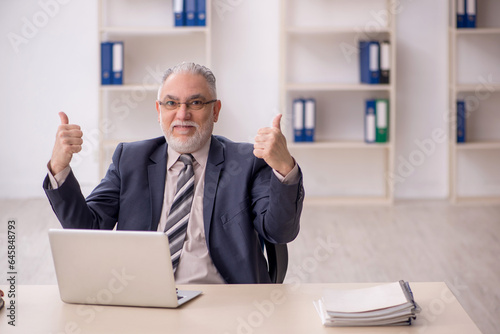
176, 103, 191, 120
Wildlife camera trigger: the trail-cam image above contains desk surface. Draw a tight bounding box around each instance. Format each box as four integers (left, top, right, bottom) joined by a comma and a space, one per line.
0, 283, 481, 334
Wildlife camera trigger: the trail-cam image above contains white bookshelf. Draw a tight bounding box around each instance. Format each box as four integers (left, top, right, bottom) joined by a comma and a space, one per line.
280, 0, 397, 203
97, 0, 212, 177
449, 0, 500, 203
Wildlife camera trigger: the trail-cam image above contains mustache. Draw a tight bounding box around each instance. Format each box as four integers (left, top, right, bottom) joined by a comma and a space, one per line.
169, 121, 199, 130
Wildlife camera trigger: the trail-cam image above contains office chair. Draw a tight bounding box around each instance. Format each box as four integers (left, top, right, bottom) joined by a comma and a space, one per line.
263, 240, 288, 284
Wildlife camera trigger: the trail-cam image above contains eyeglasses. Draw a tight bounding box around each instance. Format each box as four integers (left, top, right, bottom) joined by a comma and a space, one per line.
158, 99, 217, 111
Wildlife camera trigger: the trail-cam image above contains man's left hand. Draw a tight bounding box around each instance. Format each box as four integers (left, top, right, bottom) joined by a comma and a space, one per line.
254, 114, 295, 177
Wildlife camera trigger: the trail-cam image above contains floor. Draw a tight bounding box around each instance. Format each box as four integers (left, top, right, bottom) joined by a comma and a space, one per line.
0, 198, 498, 333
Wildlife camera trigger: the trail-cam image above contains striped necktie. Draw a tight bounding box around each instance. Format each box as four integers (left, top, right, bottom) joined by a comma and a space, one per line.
164, 154, 195, 272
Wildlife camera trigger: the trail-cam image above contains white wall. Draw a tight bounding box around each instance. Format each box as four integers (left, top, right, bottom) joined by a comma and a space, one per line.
0, 0, 99, 198
394, 0, 448, 198
211, 0, 281, 144
0, 0, 448, 199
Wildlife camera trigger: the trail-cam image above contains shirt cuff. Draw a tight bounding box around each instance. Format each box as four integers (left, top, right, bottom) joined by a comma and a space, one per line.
272, 162, 300, 185
47, 162, 71, 189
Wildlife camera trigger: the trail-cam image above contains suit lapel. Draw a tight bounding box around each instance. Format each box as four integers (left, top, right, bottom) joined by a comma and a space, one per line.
148, 140, 168, 231
203, 136, 224, 247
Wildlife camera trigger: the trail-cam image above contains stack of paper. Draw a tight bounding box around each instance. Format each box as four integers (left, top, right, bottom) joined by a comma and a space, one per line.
314, 281, 420, 327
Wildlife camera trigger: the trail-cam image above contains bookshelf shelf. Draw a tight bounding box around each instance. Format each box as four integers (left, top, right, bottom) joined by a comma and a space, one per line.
455, 27, 500, 35
100, 26, 208, 35
449, 0, 500, 203
286, 83, 392, 92
455, 142, 500, 150
103, 139, 132, 147
286, 26, 391, 35
304, 196, 392, 206
288, 141, 391, 150
100, 84, 159, 92
280, 0, 397, 204
455, 84, 500, 92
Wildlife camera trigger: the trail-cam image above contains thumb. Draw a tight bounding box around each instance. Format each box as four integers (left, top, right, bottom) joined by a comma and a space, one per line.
59, 111, 69, 125
272, 114, 282, 131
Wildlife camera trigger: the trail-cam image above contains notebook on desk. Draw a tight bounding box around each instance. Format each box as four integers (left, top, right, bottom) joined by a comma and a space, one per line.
48, 229, 202, 308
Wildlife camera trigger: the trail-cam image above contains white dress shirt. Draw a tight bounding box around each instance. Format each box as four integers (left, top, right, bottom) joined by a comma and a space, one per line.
157, 138, 225, 284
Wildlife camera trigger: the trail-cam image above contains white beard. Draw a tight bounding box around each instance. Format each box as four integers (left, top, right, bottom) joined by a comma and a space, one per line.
161, 112, 214, 153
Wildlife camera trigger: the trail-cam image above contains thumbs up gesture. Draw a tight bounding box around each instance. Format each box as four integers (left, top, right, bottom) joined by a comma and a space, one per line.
49, 112, 83, 175
253, 114, 295, 177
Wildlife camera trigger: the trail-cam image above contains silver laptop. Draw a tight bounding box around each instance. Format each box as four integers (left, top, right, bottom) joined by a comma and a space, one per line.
48, 229, 202, 308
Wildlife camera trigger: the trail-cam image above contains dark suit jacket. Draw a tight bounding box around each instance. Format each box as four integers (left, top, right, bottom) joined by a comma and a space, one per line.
44, 135, 304, 284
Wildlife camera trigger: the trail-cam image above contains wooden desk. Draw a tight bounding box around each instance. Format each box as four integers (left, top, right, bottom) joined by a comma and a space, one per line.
0, 283, 481, 334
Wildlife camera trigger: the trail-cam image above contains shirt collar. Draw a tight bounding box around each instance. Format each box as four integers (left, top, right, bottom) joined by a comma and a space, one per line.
167, 137, 212, 170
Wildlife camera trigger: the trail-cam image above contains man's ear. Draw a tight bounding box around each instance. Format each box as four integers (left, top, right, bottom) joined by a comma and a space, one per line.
213, 100, 221, 123
155, 100, 161, 122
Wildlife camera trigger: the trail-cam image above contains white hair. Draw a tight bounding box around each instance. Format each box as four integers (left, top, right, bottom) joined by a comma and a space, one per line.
157, 62, 217, 100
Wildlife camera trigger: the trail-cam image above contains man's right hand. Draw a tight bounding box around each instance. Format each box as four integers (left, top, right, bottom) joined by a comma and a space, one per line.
49, 112, 83, 175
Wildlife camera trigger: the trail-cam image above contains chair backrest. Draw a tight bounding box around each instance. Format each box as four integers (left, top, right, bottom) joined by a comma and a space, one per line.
263, 240, 288, 284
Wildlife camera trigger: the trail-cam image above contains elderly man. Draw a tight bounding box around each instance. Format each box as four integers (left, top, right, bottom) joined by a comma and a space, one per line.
44, 62, 304, 284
